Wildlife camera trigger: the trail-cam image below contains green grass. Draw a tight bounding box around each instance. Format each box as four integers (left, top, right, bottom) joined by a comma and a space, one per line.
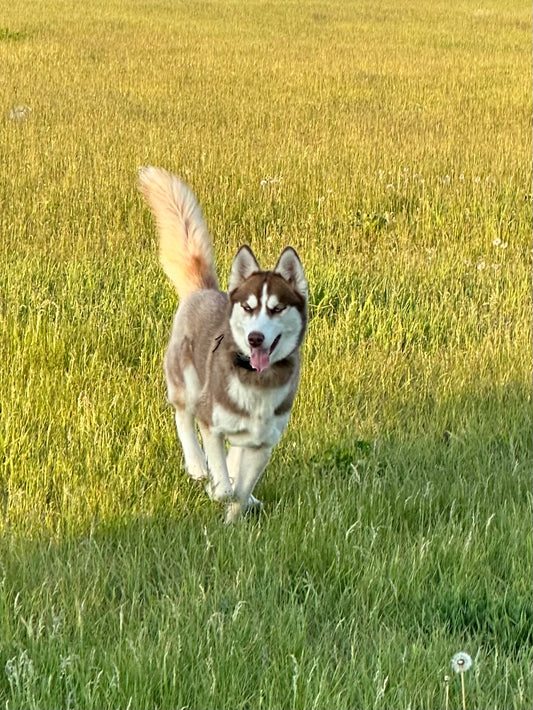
0, 0, 531, 708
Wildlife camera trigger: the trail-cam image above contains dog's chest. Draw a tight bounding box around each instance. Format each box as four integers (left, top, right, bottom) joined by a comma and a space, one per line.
211, 375, 292, 448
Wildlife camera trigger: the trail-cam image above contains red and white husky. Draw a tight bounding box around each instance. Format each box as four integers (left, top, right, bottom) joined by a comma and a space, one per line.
139, 167, 308, 522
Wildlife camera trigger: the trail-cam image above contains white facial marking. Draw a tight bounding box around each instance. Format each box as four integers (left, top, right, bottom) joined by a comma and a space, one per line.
266, 293, 280, 310
245, 294, 258, 310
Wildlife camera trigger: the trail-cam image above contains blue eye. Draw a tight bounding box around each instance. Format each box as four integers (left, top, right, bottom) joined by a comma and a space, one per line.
241, 303, 253, 313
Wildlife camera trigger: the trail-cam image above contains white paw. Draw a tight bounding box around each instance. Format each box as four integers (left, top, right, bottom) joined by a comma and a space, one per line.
224, 496, 263, 523
205, 480, 233, 503
187, 462, 208, 481
225, 500, 244, 524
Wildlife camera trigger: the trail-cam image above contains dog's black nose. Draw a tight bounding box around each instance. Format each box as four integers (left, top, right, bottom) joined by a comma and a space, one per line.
248, 331, 265, 348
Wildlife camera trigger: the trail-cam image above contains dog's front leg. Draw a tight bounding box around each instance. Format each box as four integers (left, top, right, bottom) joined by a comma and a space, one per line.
173, 407, 208, 481
225, 446, 272, 523
199, 425, 234, 503
227, 446, 263, 511
226, 445, 242, 486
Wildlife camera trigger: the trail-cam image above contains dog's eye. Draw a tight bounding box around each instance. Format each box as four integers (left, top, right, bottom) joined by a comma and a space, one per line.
241, 303, 253, 313
270, 305, 286, 314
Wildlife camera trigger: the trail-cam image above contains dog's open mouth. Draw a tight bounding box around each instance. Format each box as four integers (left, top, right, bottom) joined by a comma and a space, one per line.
250, 334, 281, 373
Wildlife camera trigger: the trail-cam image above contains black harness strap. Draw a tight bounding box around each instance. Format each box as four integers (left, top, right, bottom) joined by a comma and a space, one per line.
212, 334, 224, 353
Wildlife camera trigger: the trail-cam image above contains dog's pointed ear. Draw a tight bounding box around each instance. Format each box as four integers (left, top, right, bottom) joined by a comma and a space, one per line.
228, 246, 261, 292
274, 247, 308, 299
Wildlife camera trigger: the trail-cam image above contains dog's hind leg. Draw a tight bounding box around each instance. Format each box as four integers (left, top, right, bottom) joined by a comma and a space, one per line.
225, 446, 271, 523
174, 407, 208, 481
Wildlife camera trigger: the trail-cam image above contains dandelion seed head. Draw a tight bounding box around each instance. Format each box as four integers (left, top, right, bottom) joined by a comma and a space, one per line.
9, 105, 31, 121
451, 651, 472, 673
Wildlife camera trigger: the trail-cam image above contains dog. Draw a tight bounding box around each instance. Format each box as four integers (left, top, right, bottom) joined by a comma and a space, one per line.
139, 167, 308, 522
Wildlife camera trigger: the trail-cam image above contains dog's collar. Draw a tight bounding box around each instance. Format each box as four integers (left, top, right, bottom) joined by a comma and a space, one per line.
212, 334, 256, 372
233, 352, 256, 371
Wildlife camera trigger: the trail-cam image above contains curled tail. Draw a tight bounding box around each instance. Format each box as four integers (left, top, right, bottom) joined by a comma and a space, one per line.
139, 166, 218, 299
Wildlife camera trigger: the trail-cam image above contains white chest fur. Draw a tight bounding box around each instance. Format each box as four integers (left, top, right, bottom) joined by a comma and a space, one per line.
211, 375, 292, 448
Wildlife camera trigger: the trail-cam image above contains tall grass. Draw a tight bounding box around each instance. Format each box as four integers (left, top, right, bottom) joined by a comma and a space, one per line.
0, 0, 531, 708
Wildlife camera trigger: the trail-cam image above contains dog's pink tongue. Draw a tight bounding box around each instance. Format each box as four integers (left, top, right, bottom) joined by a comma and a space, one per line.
250, 348, 270, 373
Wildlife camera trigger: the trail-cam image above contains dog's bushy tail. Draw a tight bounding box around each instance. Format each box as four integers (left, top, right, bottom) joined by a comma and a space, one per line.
139, 166, 218, 298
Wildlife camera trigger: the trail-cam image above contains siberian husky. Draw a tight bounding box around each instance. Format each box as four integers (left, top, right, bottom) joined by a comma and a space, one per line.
139, 167, 308, 522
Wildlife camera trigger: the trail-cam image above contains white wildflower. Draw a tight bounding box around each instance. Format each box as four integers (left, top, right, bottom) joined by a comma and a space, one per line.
451, 651, 472, 673
9, 105, 31, 121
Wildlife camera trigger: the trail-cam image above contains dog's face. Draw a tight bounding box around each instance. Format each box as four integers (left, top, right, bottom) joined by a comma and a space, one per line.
228, 246, 308, 372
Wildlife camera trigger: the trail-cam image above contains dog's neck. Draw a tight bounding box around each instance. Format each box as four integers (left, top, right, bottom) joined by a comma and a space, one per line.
214, 333, 295, 373
213, 333, 255, 371
233, 352, 256, 371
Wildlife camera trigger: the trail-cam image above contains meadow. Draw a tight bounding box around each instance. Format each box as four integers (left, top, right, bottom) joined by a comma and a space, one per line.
0, 0, 532, 708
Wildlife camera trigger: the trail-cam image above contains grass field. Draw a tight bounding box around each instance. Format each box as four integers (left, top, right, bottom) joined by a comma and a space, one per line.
1, 0, 532, 708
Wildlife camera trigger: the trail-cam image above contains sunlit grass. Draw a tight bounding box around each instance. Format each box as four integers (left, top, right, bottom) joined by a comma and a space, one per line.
0, 0, 531, 708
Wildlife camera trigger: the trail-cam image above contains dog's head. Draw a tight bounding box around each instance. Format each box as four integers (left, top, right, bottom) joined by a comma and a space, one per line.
228, 246, 307, 373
